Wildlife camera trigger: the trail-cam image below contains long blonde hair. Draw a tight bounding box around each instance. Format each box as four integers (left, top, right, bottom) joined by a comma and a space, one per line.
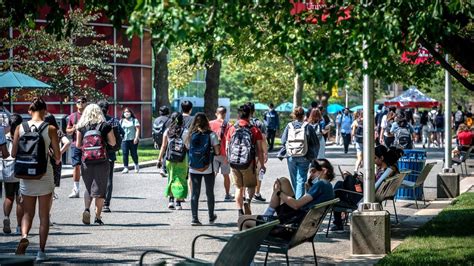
76, 103, 106, 129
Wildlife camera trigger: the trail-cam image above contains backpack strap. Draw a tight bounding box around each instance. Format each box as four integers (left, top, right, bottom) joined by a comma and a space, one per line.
21, 122, 30, 133
37, 122, 49, 133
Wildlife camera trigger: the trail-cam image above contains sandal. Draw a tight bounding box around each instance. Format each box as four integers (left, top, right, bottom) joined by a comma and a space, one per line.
15, 238, 29, 255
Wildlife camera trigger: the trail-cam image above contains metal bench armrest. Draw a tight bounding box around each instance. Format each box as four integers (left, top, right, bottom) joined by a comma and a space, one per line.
191, 234, 229, 258
334, 188, 363, 196
140, 249, 206, 265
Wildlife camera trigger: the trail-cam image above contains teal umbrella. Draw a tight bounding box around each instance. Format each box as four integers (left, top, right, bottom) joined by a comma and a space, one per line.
254, 103, 269, 111
327, 103, 344, 114
275, 102, 307, 113
0, 71, 51, 112
350, 104, 378, 112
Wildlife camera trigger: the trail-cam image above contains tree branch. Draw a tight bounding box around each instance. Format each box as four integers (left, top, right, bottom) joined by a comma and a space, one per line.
419, 37, 474, 92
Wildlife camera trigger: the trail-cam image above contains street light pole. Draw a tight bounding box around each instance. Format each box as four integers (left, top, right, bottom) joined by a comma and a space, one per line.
444, 54, 452, 170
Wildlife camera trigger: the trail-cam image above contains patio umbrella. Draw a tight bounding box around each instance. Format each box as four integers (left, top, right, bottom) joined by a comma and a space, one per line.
0, 71, 52, 112
254, 103, 269, 111
350, 104, 379, 112
326, 103, 344, 114
275, 102, 308, 113
384, 86, 439, 108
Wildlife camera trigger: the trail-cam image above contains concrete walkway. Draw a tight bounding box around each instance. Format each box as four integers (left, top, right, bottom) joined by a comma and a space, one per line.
1, 144, 473, 265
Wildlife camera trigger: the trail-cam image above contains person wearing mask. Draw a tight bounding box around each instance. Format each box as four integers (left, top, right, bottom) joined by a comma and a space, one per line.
340, 108, 353, 153
153, 106, 172, 177
248, 102, 268, 203
66, 96, 87, 198
186, 113, 220, 226
120, 107, 140, 173
12, 97, 61, 261
331, 146, 402, 232
76, 104, 116, 226
420, 110, 431, 149
2, 114, 23, 235
351, 111, 364, 173
264, 103, 280, 151
181, 100, 194, 129
157, 112, 189, 210
209, 106, 233, 201
238, 159, 335, 240
307, 108, 325, 159
44, 114, 71, 225
281, 107, 319, 199
226, 105, 266, 216
98, 100, 124, 213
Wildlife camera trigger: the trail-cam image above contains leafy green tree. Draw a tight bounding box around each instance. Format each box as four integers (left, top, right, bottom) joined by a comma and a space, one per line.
0, 10, 129, 100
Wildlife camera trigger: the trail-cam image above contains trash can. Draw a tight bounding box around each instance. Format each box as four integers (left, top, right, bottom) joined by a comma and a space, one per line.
396, 149, 426, 200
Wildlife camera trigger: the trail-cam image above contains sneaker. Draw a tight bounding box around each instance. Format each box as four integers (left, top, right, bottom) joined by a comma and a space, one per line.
168, 202, 175, 210
329, 225, 344, 232
3, 218, 11, 234
209, 214, 217, 225
253, 194, 266, 202
15, 238, 29, 255
159, 168, 167, 177
191, 219, 202, 226
243, 201, 252, 215
224, 194, 234, 202
68, 189, 79, 198
103, 205, 111, 213
36, 251, 49, 262
82, 210, 91, 225
134, 164, 140, 173
175, 202, 182, 210
94, 217, 104, 226
122, 168, 129, 174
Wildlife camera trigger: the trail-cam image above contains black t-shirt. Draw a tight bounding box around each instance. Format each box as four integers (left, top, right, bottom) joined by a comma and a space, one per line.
79, 122, 112, 143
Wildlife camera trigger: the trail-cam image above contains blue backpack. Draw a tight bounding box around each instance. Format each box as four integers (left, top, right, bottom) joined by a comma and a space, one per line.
188, 131, 212, 170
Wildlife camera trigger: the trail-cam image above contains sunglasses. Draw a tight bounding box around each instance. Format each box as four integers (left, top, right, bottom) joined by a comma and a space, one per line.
76, 100, 86, 104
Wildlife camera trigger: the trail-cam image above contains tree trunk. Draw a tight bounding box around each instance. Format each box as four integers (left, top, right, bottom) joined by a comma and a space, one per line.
293, 73, 303, 107
153, 45, 170, 116
204, 60, 221, 120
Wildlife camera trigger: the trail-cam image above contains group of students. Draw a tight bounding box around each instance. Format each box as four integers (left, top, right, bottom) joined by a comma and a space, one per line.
0, 96, 143, 261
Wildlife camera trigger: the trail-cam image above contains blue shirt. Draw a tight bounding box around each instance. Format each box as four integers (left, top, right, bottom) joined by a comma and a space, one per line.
302, 179, 335, 211
264, 109, 280, 130
341, 114, 353, 134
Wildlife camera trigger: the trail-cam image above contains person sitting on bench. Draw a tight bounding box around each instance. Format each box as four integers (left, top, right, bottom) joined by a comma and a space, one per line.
238, 159, 335, 239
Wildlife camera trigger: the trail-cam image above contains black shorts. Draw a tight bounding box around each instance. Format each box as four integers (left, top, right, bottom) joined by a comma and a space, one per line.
3, 182, 20, 197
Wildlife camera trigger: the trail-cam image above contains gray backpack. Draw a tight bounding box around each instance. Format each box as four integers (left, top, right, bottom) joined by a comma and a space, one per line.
228, 125, 255, 170
285, 122, 308, 157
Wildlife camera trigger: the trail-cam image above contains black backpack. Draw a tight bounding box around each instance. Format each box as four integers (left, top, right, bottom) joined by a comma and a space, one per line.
228, 125, 255, 170
166, 128, 187, 163
435, 114, 444, 128
14, 122, 49, 179
355, 123, 363, 143
153, 117, 170, 149
106, 116, 123, 152
394, 126, 413, 149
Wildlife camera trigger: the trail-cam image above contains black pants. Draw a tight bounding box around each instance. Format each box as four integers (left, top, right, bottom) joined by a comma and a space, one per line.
342, 133, 351, 153
333, 178, 363, 227
267, 128, 277, 151
105, 160, 115, 206
190, 173, 215, 220
384, 136, 395, 148
121, 140, 139, 167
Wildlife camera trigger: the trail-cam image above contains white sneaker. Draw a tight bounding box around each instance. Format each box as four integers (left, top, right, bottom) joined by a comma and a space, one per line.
134, 164, 140, 173
122, 168, 129, 174
68, 189, 79, 198
36, 251, 49, 262
159, 168, 167, 177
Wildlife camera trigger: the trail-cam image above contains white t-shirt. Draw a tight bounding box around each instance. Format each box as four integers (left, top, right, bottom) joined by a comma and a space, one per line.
188, 132, 220, 175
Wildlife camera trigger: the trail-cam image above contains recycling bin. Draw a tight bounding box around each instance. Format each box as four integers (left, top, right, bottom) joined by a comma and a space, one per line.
396, 149, 426, 200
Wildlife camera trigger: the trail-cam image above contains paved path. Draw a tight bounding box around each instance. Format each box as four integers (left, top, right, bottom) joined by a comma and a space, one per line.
1, 144, 472, 265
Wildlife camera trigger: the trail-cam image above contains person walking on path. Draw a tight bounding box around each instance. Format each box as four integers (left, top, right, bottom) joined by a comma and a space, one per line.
282, 107, 319, 199
12, 97, 61, 261
420, 110, 431, 149
186, 113, 220, 225
2, 114, 23, 235
335, 111, 342, 145
434, 108, 445, 148
226, 105, 266, 216
181, 100, 194, 129
153, 106, 172, 177
157, 112, 189, 210
453, 105, 465, 132
209, 106, 233, 201
44, 114, 70, 225
248, 102, 268, 203
66, 96, 87, 198
380, 109, 396, 148
98, 100, 124, 213
264, 103, 279, 151
352, 111, 364, 173
120, 107, 140, 173
391, 113, 415, 150
307, 108, 326, 159
340, 108, 353, 153
76, 104, 116, 226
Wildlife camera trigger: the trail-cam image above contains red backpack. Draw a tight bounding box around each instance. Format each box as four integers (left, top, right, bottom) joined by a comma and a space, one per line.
81, 124, 107, 164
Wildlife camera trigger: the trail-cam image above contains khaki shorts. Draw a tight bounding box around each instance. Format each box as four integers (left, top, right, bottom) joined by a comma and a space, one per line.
213, 155, 231, 175
231, 162, 257, 188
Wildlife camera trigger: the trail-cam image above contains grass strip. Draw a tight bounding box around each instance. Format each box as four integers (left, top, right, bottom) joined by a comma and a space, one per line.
115, 144, 158, 164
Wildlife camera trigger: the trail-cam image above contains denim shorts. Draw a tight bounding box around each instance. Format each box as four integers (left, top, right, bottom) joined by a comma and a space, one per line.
71, 146, 83, 166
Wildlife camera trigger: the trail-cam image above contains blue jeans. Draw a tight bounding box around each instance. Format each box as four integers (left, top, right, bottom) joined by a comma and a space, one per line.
121, 140, 139, 167
287, 156, 310, 199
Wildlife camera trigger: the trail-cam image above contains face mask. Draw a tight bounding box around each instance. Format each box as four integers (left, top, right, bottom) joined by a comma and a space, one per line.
124, 112, 131, 118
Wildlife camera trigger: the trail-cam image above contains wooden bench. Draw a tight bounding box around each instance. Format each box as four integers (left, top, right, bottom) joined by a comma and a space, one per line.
139, 220, 279, 266
258, 198, 340, 266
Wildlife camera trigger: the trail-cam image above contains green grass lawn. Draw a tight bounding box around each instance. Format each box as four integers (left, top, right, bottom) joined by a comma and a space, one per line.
115, 144, 158, 164
378, 192, 474, 265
